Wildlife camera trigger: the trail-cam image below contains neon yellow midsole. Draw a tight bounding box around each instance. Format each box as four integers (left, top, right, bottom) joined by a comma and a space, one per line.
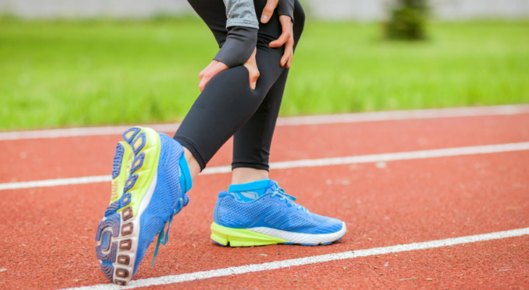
117, 127, 161, 218
211, 222, 288, 247
110, 141, 135, 204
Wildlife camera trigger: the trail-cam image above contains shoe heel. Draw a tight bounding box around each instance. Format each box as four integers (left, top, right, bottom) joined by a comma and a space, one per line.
95, 209, 138, 285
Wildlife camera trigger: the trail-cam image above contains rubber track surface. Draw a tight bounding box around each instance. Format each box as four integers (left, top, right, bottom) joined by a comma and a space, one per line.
1, 114, 529, 182
141, 236, 529, 290
1, 150, 528, 289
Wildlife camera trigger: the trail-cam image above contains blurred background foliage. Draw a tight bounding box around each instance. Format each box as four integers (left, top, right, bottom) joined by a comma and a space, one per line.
385, 0, 429, 40
0, 16, 528, 130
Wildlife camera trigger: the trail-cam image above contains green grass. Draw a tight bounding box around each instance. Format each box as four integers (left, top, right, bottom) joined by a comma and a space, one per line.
1, 18, 528, 130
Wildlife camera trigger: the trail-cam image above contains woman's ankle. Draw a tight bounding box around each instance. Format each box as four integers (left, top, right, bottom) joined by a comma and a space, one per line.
231, 167, 269, 185
183, 147, 201, 180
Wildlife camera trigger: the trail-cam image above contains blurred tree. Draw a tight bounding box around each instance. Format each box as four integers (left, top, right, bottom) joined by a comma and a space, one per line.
384, 0, 429, 40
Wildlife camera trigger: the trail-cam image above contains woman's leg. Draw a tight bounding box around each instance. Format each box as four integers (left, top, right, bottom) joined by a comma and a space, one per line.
174, 0, 289, 176
211, 3, 346, 246
230, 69, 289, 183
231, 1, 305, 184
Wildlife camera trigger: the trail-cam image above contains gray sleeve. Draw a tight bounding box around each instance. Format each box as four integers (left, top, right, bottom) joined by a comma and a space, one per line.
214, 26, 257, 68
277, 0, 295, 23
224, 0, 259, 29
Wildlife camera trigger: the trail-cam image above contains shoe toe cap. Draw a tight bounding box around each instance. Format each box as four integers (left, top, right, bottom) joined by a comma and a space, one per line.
310, 214, 345, 234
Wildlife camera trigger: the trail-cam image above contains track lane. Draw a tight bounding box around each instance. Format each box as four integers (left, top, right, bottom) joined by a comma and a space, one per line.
1, 114, 529, 182
153, 235, 529, 290
0, 151, 528, 289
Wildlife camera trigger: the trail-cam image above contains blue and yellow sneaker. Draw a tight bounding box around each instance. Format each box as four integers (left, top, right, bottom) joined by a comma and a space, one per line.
211, 179, 346, 246
95, 127, 192, 285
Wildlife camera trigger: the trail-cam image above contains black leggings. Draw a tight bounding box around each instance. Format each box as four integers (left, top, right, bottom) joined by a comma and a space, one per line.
173, 0, 305, 171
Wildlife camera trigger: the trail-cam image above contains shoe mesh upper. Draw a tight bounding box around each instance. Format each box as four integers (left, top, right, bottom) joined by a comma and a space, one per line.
215, 187, 343, 235
134, 133, 186, 274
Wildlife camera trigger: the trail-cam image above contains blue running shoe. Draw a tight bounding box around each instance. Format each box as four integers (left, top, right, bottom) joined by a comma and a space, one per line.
95, 127, 192, 285
211, 179, 346, 246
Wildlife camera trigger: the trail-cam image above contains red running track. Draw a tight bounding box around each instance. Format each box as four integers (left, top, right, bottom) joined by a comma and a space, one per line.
159, 236, 529, 290
0, 113, 528, 289
1, 114, 529, 182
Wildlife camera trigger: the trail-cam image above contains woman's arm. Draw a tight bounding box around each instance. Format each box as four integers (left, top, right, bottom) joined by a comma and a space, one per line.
215, 0, 295, 67
213, 0, 259, 68
213, 26, 257, 68
198, 0, 259, 92
199, 0, 296, 91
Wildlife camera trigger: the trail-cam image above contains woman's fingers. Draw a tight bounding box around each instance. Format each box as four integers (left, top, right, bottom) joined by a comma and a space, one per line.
243, 48, 259, 90
198, 49, 259, 92
280, 27, 294, 67
198, 61, 229, 92
261, 0, 278, 23
283, 37, 294, 68
270, 15, 294, 67
286, 50, 293, 68
280, 43, 291, 67
269, 16, 292, 48
247, 67, 260, 90
286, 23, 295, 68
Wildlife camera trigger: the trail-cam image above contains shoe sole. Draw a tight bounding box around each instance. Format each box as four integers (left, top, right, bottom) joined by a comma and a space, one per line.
210, 222, 347, 247
95, 127, 161, 285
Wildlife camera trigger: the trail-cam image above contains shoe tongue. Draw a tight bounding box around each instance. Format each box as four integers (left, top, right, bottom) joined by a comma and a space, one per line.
264, 180, 279, 195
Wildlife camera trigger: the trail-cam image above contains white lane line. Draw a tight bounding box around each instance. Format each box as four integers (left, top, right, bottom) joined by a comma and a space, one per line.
2, 104, 529, 141
267, 142, 529, 170
0, 175, 112, 191
2, 142, 529, 191
0, 124, 180, 141
62, 227, 529, 290
275, 104, 529, 126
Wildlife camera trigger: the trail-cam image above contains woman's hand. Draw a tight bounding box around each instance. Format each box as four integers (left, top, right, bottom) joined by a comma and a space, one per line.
198, 61, 228, 92
269, 15, 294, 68
243, 48, 260, 90
261, 1, 295, 68
199, 48, 259, 92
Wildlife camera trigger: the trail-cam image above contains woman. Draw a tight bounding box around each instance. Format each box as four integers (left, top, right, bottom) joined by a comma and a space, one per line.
94, 0, 346, 285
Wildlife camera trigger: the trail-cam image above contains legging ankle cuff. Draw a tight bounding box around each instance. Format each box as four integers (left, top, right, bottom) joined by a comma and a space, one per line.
173, 136, 206, 170
231, 162, 270, 171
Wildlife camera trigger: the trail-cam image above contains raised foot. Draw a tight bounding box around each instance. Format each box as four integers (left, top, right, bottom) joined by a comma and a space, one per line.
95, 127, 159, 285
